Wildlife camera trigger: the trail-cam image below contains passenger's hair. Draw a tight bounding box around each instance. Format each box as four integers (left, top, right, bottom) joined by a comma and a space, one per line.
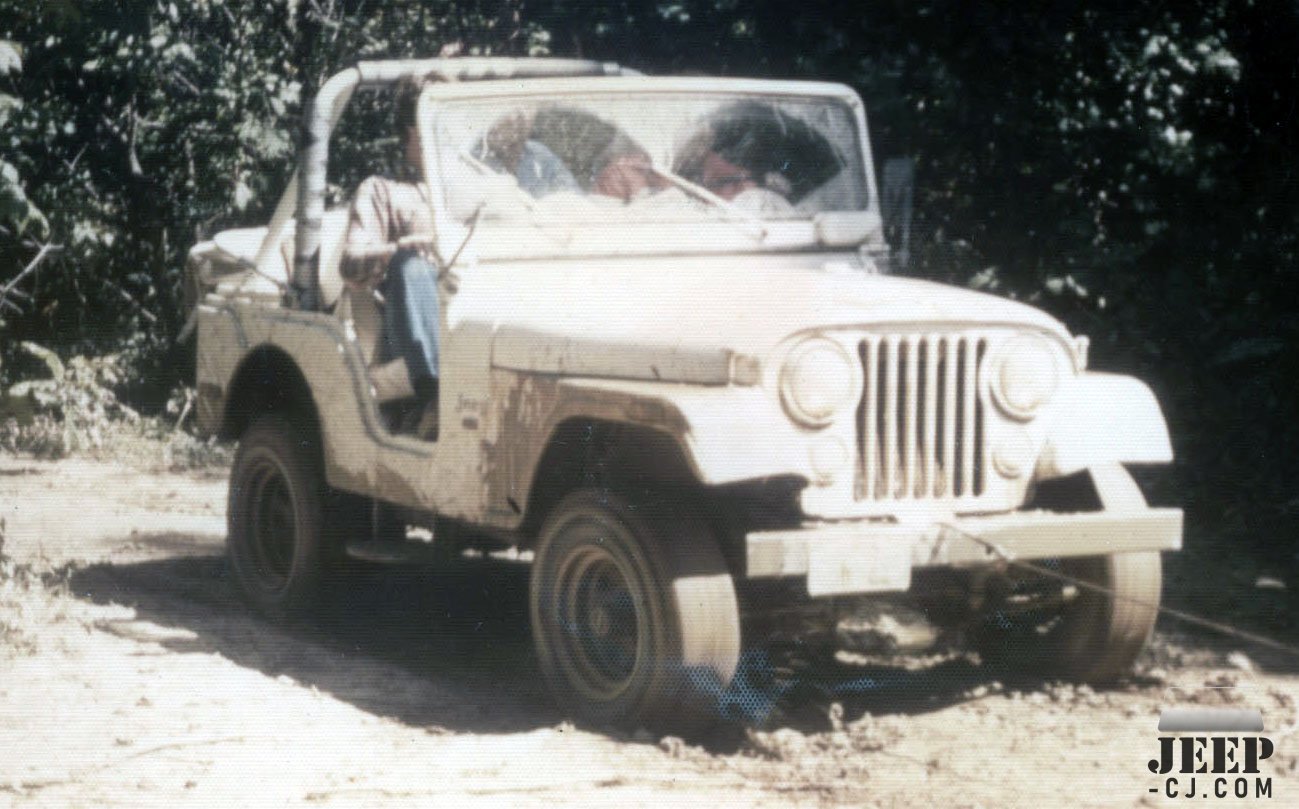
394, 75, 427, 132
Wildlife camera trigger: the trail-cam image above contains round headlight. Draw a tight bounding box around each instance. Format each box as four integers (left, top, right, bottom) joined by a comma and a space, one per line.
780, 338, 858, 428
991, 334, 1060, 420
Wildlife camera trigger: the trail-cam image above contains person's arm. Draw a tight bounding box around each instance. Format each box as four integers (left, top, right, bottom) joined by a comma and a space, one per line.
342, 177, 438, 289
517, 140, 579, 198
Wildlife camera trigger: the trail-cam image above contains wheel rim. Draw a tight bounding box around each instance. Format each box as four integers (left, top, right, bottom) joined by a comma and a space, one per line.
985, 559, 1078, 640
552, 523, 647, 703
244, 456, 297, 592
981, 553, 1161, 682
983, 557, 1112, 664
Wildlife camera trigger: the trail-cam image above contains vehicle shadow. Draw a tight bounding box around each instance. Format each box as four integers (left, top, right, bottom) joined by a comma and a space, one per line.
71, 545, 558, 735
67, 533, 1244, 746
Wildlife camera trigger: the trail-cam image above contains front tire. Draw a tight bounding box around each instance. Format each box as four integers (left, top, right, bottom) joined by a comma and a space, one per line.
227, 414, 331, 620
978, 551, 1162, 683
529, 490, 741, 732
978, 467, 1163, 683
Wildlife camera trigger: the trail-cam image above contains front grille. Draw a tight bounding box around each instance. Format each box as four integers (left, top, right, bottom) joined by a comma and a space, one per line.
856, 334, 988, 502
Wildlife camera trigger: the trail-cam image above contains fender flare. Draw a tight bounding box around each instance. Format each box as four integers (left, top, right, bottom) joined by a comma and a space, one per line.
497, 376, 812, 523
1036, 372, 1173, 480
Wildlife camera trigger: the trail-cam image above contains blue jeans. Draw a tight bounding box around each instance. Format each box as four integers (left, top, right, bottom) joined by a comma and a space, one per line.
382, 250, 440, 390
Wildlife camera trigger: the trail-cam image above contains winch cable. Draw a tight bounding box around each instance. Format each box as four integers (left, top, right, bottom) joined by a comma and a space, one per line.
937, 521, 1299, 660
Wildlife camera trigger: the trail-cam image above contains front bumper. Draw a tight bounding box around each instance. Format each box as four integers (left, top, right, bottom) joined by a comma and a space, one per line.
745, 507, 1183, 597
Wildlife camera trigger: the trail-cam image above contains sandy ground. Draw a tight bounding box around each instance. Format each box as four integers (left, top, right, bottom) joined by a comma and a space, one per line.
1, 455, 1297, 807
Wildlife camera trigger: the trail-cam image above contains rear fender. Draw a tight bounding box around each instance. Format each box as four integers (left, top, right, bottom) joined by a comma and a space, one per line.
197, 302, 436, 510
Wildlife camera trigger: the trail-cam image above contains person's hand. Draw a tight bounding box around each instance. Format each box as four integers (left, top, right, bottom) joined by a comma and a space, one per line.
439, 266, 461, 295
396, 233, 435, 251
345, 233, 433, 262
592, 153, 663, 201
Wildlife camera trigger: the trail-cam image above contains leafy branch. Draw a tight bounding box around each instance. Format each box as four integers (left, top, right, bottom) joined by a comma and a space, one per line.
0, 241, 59, 317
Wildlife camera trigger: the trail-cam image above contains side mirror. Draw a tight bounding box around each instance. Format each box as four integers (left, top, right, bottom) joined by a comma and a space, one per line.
813, 210, 883, 248
880, 157, 914, 273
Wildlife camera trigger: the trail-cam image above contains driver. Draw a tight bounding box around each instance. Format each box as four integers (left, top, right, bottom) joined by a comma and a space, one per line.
698, 151, 754, 200
698, 148, 793, 201
675, 103, 802, 206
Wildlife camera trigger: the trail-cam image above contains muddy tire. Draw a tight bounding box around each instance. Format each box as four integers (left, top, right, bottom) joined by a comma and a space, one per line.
227, 414, 331, 620
530, 490, 741, 733
978, 551, 1161, 683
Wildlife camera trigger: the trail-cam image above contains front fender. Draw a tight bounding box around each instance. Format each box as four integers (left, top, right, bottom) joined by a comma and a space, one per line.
498, 377, 811, 510
1036, 372, 1173, 479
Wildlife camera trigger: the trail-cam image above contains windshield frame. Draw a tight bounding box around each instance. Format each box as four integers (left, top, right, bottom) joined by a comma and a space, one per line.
416, 76, 881, 258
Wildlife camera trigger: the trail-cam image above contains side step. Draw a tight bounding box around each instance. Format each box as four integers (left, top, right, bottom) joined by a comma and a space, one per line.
344, 539, 450, 565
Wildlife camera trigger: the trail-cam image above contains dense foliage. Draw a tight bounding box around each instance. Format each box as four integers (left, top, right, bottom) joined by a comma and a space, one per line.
2, 1, 1296, 546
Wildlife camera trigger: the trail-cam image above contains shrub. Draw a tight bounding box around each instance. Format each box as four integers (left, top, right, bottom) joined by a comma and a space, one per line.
0, 341, 229, 470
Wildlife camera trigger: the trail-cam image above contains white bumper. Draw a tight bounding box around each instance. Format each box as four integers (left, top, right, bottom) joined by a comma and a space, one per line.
745, 506, 1183, 597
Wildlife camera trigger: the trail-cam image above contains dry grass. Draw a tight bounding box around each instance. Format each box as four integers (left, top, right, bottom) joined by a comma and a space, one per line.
1, 345, 231, 474
0, 412, 231, 474
0, 519, 78, 658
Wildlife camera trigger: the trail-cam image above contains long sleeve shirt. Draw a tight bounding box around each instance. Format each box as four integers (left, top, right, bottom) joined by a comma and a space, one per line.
340, 175, 436, 289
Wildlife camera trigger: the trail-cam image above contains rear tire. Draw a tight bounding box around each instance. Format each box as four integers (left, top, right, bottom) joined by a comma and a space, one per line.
227, 414, 331, 620
529, 490, 741, 733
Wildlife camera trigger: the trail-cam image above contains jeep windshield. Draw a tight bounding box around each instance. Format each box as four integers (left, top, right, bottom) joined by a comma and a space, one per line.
432, 92, 870, 236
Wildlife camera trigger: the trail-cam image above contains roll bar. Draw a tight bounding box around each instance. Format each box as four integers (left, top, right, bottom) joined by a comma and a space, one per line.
272, 58, 634, 310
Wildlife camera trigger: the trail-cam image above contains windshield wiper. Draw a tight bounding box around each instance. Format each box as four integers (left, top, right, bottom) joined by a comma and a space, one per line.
645, 164, 768, 242
459, 151, 769, 245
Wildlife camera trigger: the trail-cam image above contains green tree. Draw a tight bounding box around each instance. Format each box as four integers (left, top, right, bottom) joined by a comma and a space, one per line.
0, 0, 1295, 548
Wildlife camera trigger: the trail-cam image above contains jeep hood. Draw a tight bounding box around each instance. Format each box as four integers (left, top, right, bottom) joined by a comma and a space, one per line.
474, 255, 1072, 385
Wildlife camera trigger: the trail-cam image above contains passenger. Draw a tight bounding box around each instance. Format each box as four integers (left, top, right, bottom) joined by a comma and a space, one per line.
341, 76, 440, 432
483, 110, 580, 198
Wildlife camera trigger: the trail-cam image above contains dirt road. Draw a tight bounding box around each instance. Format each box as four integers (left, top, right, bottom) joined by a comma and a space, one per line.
1, 456, 1296, 807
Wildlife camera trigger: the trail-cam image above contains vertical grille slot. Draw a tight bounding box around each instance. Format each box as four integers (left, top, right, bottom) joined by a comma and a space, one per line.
858, 333, 988, 503
940, 337, 956, 497
921, 335, 937, 498
882, 338, 896, 497
974, 340, 987, 496
859, 337, 878, 500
